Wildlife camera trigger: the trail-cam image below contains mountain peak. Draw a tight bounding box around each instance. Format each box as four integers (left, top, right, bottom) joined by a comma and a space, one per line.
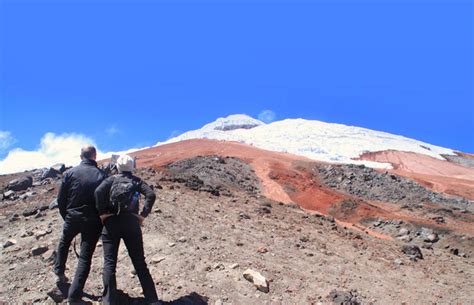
201, 114, 265, 131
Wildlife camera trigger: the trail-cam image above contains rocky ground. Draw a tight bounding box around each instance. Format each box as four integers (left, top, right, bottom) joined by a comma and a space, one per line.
1, 156, 474, 304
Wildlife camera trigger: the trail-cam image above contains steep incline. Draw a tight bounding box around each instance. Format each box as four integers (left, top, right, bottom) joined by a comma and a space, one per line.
129, 139, 474, 238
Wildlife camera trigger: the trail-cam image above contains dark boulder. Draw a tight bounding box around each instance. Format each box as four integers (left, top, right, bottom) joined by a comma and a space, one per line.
401, 245, 423, 261
51, 163, 66, 174
8, 176, 33, 191
41, 167, 60, 180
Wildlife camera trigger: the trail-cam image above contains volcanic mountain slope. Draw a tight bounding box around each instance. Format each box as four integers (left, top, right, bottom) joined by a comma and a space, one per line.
1, 145, 474, 304
1, 115, 474, 304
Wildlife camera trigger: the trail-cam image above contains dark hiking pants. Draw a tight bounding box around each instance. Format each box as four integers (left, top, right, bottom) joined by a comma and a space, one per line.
54, 217, 102, 300
101, 213, 158, 304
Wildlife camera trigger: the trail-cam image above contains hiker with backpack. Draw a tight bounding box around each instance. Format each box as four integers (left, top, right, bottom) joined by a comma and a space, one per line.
54, 145, 106, 302
94, 154, 161, 305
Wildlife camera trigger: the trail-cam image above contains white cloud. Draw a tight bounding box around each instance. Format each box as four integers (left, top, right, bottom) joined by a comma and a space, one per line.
0, 132, 148, 174
0, 131, 16, 151
258, 109, 276, 123
106, 125, 120, 136
0, 133, 98, 174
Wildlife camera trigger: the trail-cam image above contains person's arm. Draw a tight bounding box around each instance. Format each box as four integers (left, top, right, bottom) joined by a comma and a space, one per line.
57, 172, 70, 220
138, 180, 156, 218
95, 176, 114, 218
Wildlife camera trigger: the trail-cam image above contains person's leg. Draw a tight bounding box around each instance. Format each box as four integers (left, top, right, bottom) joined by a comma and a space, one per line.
54, 220, 80, 279
101, 217, 121, 305
122, 215, 158, 303
68, 218, 102, 300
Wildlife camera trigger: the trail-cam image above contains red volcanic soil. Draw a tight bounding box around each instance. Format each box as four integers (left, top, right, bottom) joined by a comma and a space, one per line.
131, 139, 356, 214
358, 150, 474, 200
127, 140, 473, 237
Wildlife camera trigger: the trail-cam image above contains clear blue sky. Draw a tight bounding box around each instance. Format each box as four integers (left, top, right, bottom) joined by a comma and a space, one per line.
1, 0, 473, 156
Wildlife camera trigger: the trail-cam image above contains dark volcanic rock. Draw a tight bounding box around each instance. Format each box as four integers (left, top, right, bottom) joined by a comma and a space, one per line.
31, 246, 49, 256
165, 155, 260, 196
41, 168, 60, 180
50, 163, 66, 174
314, 164, 473, 210
328, 289, 361, 305
8, 176, 33, 191
401, 245, 423, 261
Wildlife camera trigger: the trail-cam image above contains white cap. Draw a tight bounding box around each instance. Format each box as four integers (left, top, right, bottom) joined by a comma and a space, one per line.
116, 155, 134, 173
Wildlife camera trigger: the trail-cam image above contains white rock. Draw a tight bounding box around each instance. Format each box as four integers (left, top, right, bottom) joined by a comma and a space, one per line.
243, 269, 269, 293
151, 256, 166, 264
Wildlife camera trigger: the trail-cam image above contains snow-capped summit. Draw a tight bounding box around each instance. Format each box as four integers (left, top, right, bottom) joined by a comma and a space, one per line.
157, 114, 456, 169
200, 114, 265, 131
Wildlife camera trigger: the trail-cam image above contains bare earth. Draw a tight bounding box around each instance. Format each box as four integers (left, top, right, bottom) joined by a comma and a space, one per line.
1, 140, 473, 304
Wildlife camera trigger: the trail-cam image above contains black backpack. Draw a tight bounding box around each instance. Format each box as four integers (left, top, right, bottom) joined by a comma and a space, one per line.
109, 175, 141, 215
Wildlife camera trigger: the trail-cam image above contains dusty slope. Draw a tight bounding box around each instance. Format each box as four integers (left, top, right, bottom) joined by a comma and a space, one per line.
1, 139, 474, 304
129, 140, 474, 238
1, 166, 473, 304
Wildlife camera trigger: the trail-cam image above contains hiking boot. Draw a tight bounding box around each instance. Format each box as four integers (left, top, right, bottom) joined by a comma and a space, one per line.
68, 298, 83, 305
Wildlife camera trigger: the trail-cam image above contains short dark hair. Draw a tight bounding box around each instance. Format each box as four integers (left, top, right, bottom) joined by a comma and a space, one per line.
80, 145, 97, 160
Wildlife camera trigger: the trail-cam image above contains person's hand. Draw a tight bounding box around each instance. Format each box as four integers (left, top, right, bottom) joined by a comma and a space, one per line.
100, 214, 113, 224
134, 214, 145, 226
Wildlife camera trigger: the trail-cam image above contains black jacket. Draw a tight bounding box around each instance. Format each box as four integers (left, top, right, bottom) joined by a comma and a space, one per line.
57, 159, 106, 221
95, 172, 156, 218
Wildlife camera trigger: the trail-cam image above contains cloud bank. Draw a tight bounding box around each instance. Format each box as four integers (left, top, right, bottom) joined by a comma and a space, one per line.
0, 132, 146, 174
0, 133, 98, 174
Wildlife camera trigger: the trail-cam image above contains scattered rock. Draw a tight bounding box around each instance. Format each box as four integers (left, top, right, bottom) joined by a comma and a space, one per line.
178, 236, 187, 243
51, 163, 66, 174
255, 206, 271, 214
397, 228, 410, 236
401, 245, 423, 261
151, 256, 166, 264
34, 210, 45, 218
300, 236, 310, 243
239, 212, 251, 220
3, 190, 16, 199
8, 176, 33, 191
397, 235, 412, 242
22, 207, 39, 217
328, 289, 360, 305
31, 245, 49, 256
35, 230, 49, 239
243, 269, 269, 293
229, 263, 239, 269
9, 214, 20, 222
41, 167, 61, 180
3, 239, 17, 248
424, 233, 439, 243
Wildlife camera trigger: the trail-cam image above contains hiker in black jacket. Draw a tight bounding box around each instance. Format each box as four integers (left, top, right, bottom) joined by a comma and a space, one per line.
54, 145, 106, 302
95, 154, 161, 305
